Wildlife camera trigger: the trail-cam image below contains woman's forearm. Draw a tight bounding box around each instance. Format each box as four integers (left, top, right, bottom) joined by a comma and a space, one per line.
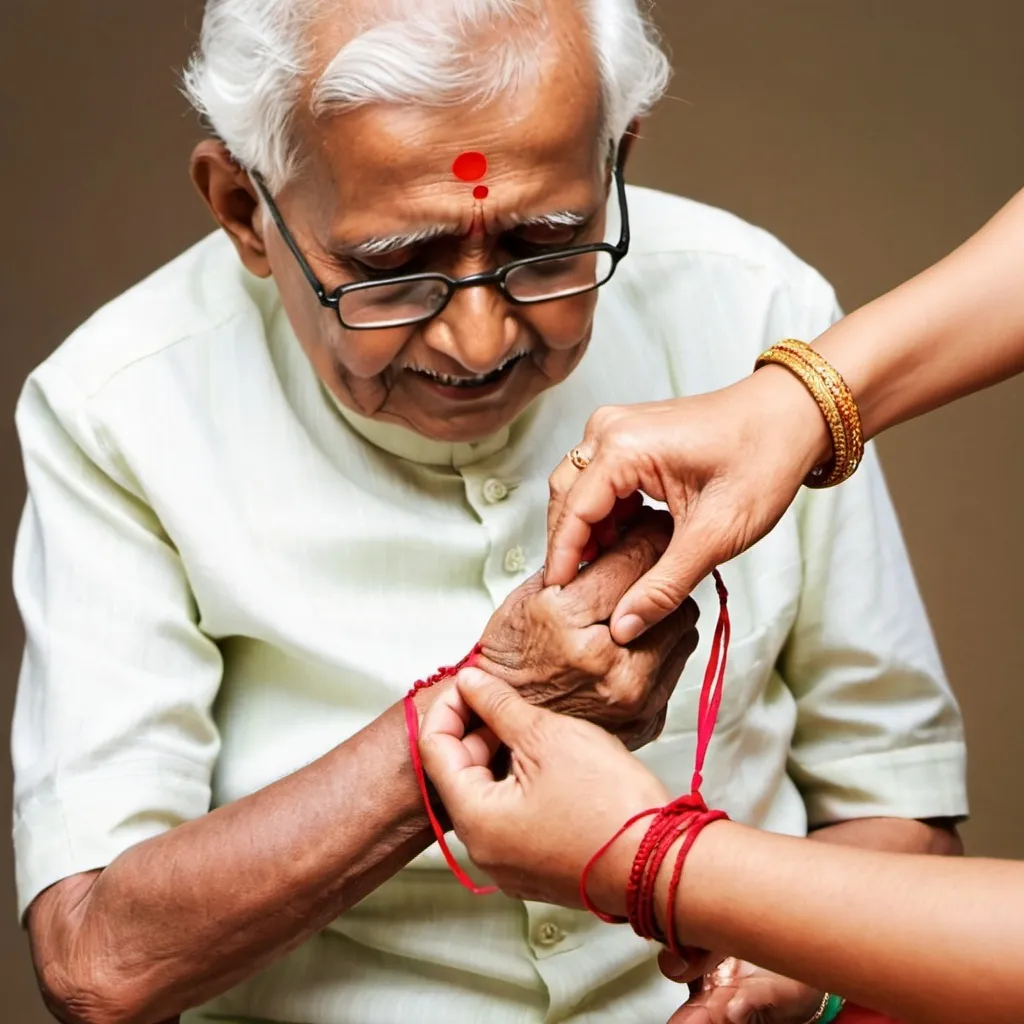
30, 700, 437, 1024
663, 822, 1024, 1024
816, 186, 1024, 440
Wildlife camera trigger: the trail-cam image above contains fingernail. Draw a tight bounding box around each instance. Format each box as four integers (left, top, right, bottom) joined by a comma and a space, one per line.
580, 539, 599, 564
616, 614, 645, 644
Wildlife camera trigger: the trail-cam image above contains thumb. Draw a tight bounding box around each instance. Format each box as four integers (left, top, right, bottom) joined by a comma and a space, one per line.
419, 683, 499, 815
610, 525, 720, 645
457, 668, 546, 748
659, 947, 715, 985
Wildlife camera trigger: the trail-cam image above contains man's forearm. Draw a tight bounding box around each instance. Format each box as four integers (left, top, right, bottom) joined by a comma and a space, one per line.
30, 699, 438, 1024
809, 816, 964, 857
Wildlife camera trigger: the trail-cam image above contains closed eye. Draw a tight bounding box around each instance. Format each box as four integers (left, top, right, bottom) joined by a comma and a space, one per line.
346, 252, 430, 280
502, 234, 583, 260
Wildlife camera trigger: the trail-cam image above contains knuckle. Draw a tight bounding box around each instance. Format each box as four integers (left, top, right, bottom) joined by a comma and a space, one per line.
483, 687, 519, 723
566, 627, 614, 672
587, 404, 622, 435
548, 466, 570, 499
644, 577, 686, 616
603, 672, 648, 715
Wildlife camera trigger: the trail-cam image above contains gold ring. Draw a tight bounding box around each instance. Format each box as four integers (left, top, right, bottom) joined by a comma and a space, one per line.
568, 447, 590, 471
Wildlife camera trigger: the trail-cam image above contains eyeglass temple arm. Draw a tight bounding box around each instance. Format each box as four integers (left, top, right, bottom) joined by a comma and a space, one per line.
613, 137, 631, 252
249, 172, 331, 302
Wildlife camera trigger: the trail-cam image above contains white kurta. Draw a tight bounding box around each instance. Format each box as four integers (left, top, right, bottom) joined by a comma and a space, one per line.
11, 186, 967, 1024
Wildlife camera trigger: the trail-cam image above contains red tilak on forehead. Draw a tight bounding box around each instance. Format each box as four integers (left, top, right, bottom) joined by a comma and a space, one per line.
452, 151, 487, 182
453, 151, 490, 199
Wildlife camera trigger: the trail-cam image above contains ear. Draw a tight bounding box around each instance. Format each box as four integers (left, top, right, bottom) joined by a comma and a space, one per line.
190, 139, 271, 278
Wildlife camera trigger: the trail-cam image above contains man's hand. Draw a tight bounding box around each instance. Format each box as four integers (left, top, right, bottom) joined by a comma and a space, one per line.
478, 507, 700, 749
665, 957, 825, 1024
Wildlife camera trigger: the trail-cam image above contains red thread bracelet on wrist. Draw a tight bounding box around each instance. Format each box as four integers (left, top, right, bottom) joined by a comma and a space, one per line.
403, 642, 497, 896
580, 570, 731, 959
404, 568, 732, 926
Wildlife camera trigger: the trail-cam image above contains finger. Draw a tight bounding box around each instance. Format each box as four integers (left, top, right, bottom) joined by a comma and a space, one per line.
659, 947, 719, 985
456, 668, 548, 749
614, 600, 700, 749
610, 519, 727, 645
419, 686, 500, 812
546, 454, 587, 555
559, 507, 673, 625
546, 454, 628, 587
463, 726, 502, 769
625, 596, 700, 669
667, 983, 740, 1024
420, 680, 473, 746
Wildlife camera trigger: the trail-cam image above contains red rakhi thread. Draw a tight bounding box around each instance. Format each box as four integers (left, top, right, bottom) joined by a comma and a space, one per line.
406, 568, 732, 919
404, 643, 497, 896
580, 569, 732, 958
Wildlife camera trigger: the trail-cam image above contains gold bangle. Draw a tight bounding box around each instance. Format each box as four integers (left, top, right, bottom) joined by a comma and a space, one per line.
755, 346, 849, 486
755, 340, 863, 488
774, 340, 864, 480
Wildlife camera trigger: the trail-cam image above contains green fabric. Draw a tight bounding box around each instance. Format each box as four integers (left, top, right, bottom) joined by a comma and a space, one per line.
820, 993, 847, 1023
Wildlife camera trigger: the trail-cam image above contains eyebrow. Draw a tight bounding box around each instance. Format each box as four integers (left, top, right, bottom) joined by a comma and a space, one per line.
339, 224, 456, 259
515, 210, 591, 229
338, 209, 592, 259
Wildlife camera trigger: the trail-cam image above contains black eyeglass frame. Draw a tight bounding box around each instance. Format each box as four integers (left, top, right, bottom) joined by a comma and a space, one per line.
250, 139, 632, 331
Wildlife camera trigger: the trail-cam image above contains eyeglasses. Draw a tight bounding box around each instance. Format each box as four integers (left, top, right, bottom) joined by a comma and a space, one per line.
251, 140, 631, 331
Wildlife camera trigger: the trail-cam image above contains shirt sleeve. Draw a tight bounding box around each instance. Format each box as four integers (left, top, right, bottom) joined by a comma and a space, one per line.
782, 444, 969, 827
11, 366, 223, 920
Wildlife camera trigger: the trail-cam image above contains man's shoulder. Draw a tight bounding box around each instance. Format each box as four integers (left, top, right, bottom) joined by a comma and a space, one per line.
30, 232, 268, 402
624, 185, 834, 298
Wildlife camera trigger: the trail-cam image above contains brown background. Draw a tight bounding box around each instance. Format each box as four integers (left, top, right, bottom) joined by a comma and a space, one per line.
1, 1, 1022, 1018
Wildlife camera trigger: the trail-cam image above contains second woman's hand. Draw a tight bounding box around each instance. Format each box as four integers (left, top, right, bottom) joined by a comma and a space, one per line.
418, 667, 671, 914
545, 366, 831, 645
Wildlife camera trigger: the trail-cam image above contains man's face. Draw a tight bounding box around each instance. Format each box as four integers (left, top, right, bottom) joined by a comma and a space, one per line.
262, 23, 610, 443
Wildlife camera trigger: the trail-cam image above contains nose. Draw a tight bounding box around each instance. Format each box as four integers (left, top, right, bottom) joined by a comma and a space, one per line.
422, 282, 519, 374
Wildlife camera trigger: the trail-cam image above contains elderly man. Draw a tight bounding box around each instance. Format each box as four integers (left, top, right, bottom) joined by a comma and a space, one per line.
12, 2, 966, 1023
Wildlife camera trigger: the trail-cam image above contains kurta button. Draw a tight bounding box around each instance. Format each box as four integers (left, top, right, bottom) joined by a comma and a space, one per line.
503, 546, 527, 573
482, 478, 509, 503
534, 922, 566, 948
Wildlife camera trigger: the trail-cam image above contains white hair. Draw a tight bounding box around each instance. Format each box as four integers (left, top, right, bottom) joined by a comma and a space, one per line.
183, 0, 671, 190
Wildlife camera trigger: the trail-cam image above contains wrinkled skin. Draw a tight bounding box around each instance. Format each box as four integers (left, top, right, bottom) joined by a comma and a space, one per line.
478, 507, 700, 750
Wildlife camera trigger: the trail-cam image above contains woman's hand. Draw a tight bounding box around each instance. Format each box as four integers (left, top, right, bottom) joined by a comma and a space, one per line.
545, 367, 831, 644
419, 667, 669, 911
